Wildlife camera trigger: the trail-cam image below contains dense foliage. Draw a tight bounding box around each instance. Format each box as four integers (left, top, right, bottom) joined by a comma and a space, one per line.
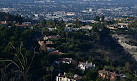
0, 13, 137, 81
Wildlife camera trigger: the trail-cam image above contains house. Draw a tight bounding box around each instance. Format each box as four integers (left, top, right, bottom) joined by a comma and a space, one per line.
48, 27, 57, 31
46, 41, 54, 44
61, 58, 73, 64
119, 74, 126, 78
0, 21, 7, 24
66, 12, 75, 16
98, 69, 121, 81
55, 58, 73, 64
49, 50, 64, 55
15, 24, 29, 28
72, 28, 80, 31
38, 40, 56, 52
118, 23, 129, 28
107, 25, 116, 30
78, 62, 95, 71
0, 21, 8, 27
38, 41, 45, 46
114, 18, 124, 21
56, 73, 82, 81
22, 22, 31, 25
55, 58, 78, 66
38, 41, 47, 51
81, 20, 98, 23
66, 23, 74, 27
47, 47, 55, 52
43, 35, 61, 40
64, 27, 80, 32
80, 25, 92, 30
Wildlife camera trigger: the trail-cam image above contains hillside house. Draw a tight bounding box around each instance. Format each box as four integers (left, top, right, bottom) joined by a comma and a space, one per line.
98, 69, 120, 81
56, 73, 82, 81
78, 62, 95, 71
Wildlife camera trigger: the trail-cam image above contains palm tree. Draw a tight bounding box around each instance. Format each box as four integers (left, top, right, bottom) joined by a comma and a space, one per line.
46, 67, 50, 72
46, 66, 54, 81
50, 66, 54, 81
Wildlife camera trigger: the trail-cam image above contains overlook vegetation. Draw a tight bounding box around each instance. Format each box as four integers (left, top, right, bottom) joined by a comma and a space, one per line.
0, 13, 137, 81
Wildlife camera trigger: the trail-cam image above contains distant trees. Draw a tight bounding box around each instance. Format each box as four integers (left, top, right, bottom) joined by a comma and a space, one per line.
74, 19, 81, 28
40, 19, 47, 27
129, 21, 137, 29
95, 16, 100, 21
0, 12, 23, 24
32, 24, 38, 30
5, 13, 12, 21
101, 16, 105, 22
95, 16, 105, 22
15, 15, 23, 24
41, 27, 49, 35
46, 20, 56, 27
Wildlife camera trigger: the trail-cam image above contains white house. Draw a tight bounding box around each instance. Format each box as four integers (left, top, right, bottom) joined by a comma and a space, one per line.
56, 73, 82, 81
55, 58, 73, 64
61, 58, 73, 64
80, 25, 93, 30
48, 27, 57, 31
78, 62, 95, 71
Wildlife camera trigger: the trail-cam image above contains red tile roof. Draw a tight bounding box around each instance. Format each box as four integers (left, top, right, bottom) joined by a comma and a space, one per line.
15, 24, 29, 27
0, 21, 7, 24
